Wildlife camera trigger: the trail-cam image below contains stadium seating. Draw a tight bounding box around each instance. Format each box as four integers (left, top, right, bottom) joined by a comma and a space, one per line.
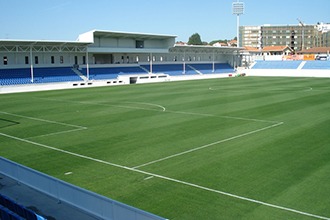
0, 67, 83, 85
188, 63, 234, 74
0, 194, 45, 220
82, 66, 147, 80
0, 205, 25, 220
252, 60, 302, 69
0, 68, 32, 85
140, 63, 233, 76
0, 63, 235, 85
141, 64, 186, 75
33, 67, 83, 83
302, 61, 330, 69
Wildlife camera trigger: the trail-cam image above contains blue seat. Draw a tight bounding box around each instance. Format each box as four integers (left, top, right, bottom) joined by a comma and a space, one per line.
0, 67, 83, 85
252, 61, 302, 69
0, 205, 25, 220
302, 61, 330, 69
82, 66, 147, 80
0, 194, 39, 220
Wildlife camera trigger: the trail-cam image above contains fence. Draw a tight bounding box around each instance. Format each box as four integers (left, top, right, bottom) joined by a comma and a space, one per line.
0, 157, 167, 220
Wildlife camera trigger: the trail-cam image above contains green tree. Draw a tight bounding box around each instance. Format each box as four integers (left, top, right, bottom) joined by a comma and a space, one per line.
188, 33, 203, 45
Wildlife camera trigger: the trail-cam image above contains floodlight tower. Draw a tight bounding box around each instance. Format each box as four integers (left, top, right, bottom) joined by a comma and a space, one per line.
233, 0, 244, 47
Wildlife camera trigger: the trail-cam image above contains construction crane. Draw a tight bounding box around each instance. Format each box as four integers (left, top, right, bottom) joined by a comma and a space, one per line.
297, 18, 305, 51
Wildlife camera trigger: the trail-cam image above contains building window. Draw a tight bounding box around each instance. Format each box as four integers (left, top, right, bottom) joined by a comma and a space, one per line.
25, 56, 29, 64
136, 40, 144, 48
35, 56, 39, 64
51, 56, 55, 64
60, 56, 64, 64
3, 56, 8, 65
83, 56, 86, 64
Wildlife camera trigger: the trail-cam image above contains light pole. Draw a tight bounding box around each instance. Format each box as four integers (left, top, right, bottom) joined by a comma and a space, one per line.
233, 0, 244, 48
297, 18, 305, 51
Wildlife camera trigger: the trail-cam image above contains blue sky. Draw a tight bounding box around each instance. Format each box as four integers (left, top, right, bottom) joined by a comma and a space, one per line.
0, 0, 329, 43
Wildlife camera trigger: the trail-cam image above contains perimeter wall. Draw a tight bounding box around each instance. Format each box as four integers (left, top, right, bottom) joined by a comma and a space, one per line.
0, 157, 167, 220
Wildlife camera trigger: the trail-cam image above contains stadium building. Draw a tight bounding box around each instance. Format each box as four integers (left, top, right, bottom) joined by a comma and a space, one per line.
0, 30, 241, 92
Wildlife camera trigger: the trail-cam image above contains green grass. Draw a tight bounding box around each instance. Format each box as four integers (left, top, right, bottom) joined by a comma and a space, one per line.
1, 76, 330, 220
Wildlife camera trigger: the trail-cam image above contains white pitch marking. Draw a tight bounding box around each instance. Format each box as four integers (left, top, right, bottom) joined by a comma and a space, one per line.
209, 86, 316, 93
144, 176, 154, 181
166, 109, 281, 124
37, 97, 166, 113
1, 132, 329, 220
65, 172, 73, 175
37, 97, 280, 124
27, 127, 86, 139
0, 111, 87, 130
0, 111, 87, 139
123, 102, 166, 112
133, 122, 284, 169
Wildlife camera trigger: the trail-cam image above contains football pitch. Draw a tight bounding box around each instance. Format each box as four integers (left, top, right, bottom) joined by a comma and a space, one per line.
1, 76, 330, 220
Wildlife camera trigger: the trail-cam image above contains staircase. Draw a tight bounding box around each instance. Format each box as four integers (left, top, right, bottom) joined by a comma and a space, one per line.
187, 65, 203, 75
297, 61, 306, 70
72, 68, 88, 81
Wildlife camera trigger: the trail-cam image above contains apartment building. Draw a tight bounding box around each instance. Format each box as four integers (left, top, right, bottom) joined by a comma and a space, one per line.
240, 23, 330, 51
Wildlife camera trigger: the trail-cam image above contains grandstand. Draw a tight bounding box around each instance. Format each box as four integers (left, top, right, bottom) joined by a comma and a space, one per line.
1, 29, 328, 92
250, 60, 330, 70
0, 30, 240, 93
251, 60, 303, 69
245, 60, 330, 78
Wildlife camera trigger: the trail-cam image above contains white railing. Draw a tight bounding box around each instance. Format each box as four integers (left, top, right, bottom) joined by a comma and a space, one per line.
0, 157, 167, 220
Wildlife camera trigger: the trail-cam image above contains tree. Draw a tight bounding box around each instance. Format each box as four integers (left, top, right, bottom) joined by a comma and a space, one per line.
188, 33, 203, 45
209, 39, 228, 46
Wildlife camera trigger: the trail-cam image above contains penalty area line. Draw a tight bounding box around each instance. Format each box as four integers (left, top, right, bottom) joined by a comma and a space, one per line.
0, 111, 87, 130
0, 132, 329, 220
0, 111, 87, 139
133, 121, 284, 169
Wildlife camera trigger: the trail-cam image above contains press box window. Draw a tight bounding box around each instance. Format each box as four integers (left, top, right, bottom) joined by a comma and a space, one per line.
35, 56, 39, 64
25, 56, 29, 64
136, 40, 144, 48
51, 56, 55, 64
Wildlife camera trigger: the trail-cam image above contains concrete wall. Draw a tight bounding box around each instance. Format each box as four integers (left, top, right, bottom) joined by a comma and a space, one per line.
0, 157, 167, 220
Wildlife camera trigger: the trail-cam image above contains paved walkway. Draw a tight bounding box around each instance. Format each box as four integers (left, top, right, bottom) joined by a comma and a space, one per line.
0, 173, 101, 220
